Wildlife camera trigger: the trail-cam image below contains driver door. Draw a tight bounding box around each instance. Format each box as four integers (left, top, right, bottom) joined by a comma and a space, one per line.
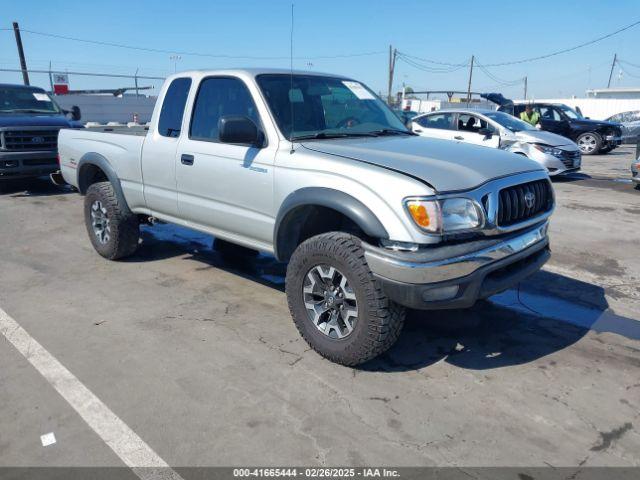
175, 76, 276, 246
538, 106, 571, 136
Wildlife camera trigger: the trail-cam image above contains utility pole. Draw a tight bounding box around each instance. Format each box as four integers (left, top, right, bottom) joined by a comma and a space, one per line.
523, 76, 528, 99
48, 61, 54, 93
12, 22, 30, 85
466, 55, 474, 106
607, 53, 617, 89
387, 45, 396, 106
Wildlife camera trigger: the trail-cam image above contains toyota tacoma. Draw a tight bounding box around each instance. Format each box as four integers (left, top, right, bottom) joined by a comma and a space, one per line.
58, 69, 554, 366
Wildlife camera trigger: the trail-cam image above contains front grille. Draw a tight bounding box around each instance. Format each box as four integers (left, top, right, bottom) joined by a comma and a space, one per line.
1, 129, 59, 151
497, 179, 553, 226
560, 150, 580, 168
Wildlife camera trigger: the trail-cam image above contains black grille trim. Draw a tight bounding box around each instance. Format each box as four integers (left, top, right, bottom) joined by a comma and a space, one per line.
497, 179, 553, 227
1, 129, 59, 151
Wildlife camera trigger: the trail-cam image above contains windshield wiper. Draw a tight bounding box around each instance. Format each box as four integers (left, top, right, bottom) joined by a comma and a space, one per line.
291, 132, 378, 141
369, 128, 417, 136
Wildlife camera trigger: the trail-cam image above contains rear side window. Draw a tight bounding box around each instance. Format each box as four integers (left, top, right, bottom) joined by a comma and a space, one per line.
190, 77, 260, 142
158, 78, 192, 137
417, 113, 455, 130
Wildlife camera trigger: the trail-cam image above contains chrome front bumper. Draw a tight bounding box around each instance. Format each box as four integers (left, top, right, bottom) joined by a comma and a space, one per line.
365, 222, 548, 284
364, 222, 550, 309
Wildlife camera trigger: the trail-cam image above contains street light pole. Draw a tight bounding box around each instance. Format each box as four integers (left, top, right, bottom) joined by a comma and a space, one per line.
170, 55, 182, 73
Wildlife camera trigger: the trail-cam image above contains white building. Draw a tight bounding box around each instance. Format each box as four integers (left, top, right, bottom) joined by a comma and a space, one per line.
586, 88, 640, 99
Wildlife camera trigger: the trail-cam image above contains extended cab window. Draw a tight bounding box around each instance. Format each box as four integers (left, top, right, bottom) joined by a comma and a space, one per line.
158, 78, 192, 137
417, 113, 454, 130
190, 77, 260, 142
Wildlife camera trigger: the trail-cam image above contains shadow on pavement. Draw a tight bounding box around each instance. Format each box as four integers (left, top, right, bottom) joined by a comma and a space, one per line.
135, 223, 640, 372
0, 176, 73, 197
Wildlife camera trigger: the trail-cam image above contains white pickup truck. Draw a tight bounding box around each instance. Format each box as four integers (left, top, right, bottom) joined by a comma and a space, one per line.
59, 69, 554, 366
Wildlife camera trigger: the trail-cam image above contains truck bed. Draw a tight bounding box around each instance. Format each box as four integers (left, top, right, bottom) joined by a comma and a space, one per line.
58, 127, 147, 211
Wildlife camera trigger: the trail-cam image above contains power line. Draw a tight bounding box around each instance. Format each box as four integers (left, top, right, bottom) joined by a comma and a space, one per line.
475, 59, 523, 86
398, 19, 640, 68
482, 19, 640, 66
7, 28, 385, 60
396, 54, 469, 73
618, 58, 640, 69
396, 52, 468, 67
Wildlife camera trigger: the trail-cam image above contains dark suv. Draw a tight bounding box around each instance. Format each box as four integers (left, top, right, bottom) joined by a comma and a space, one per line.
481, 93, 623, 155
1, 83, 82, 185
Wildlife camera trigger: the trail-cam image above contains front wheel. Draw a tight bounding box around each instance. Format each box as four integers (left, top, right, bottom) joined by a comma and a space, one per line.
576, 132, 602, 155
84, 181, 140, 260
286, 232, 405, 366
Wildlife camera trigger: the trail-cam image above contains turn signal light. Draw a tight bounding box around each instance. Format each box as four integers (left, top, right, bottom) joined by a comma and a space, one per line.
407, 203, 430, 228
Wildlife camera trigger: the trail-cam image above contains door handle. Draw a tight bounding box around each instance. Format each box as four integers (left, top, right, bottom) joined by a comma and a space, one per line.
454, 136, 464, 140
414, 128, 423, 132
181, 154, 194, 166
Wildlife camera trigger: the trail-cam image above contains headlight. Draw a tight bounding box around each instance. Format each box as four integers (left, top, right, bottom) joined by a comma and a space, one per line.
533, 144, 564, 157
405, 198, 482, 234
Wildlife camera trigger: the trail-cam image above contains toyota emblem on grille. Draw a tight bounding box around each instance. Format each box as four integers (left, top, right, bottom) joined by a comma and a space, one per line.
31, 136, 45, 144
524, 191, 536, 209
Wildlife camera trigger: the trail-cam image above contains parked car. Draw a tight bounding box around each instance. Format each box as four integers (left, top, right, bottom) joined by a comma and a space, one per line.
605, 110, 640, 143
0, 83, 82, 185
481, 93, 623, 156
393, 109, 419, 127
411, 109, 581, 176
632, 153, 640, 190
59, 69, 554, 366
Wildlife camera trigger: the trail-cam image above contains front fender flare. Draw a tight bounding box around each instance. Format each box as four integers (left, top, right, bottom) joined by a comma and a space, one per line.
274, 187, 389, 261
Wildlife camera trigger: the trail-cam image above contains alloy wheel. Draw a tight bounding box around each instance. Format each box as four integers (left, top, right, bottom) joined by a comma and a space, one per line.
303, 264, 358, 339
90, 200, 111, 244
577, 134, 597, 154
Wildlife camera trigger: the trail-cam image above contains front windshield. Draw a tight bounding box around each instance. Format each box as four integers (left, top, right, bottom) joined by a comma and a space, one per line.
0, 87, 62, 114
256, 74, 408, 139
556, 104, 582, 119
484, 111, 535, 132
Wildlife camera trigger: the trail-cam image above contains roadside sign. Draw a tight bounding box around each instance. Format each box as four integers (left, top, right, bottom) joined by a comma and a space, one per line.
53, 73, 69, 95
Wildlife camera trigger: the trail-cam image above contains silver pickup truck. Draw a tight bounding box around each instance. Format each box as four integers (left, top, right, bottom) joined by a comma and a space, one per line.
59, 69, 554, 366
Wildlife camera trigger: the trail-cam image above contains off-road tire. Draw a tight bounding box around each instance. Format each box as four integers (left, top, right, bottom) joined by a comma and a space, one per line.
286, 232, 405, 366
84, 181, 140, 260
576, 132, 602, 156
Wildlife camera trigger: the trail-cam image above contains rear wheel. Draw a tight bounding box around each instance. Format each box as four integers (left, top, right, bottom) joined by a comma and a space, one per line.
286, 232, 405, 366
84, 181, 140, 260
576, 132, 602, 155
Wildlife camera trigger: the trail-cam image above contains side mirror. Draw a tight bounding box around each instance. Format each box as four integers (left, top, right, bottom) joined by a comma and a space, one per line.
69, 106, 81, 121
218, 115, 261, 146
478, 128, 493, 138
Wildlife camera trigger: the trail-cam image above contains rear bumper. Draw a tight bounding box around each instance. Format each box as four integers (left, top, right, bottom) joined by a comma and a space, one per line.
0, 150, 58, 180
364, 222, 550, 309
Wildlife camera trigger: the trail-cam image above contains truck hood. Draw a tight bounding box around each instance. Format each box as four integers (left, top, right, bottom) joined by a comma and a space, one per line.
301, 136, 544, 192
0, 114, 78, 128
514, 129, 575, 147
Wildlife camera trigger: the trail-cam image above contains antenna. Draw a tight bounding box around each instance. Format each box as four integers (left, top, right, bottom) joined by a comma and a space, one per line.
289, 3, 295, 153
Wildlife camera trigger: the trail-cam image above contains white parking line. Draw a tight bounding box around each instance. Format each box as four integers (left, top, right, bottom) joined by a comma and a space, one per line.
0, 306, 184, 480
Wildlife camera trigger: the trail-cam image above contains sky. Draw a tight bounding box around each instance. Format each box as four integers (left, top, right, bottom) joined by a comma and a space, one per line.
1, 0, 640, 100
